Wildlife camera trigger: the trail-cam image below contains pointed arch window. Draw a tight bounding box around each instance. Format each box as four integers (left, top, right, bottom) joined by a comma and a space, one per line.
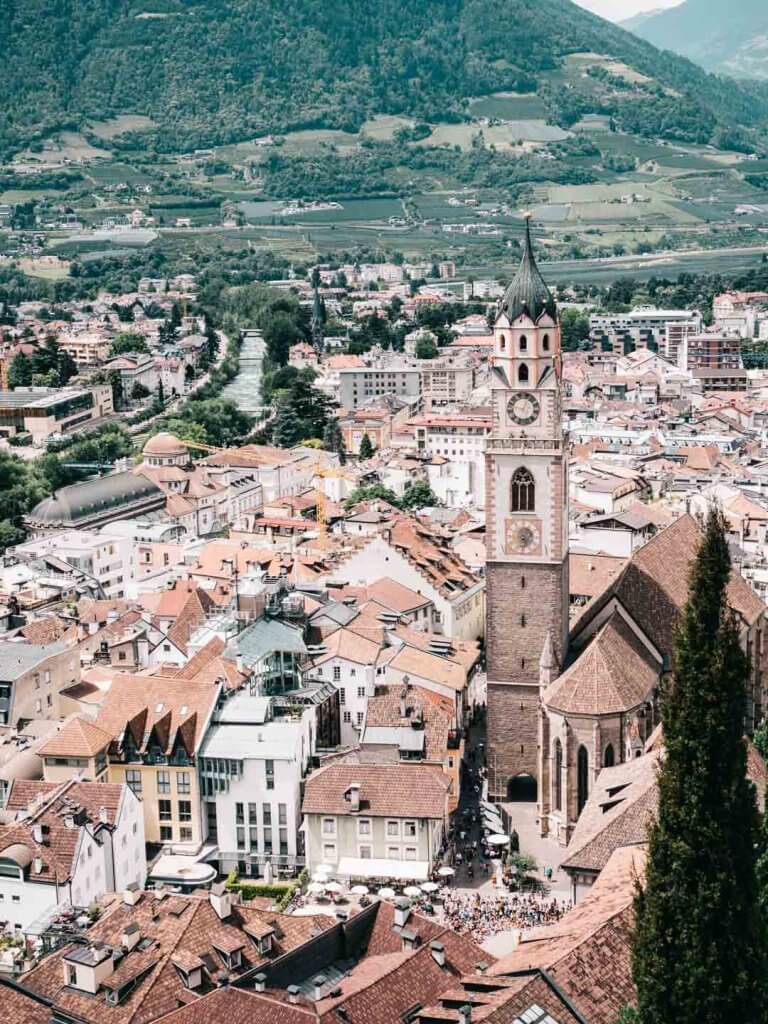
511, 467, 535, 513
553, 739, 563, 811
542, 334, 550, 351
519, 335, 528, 352
577, 746, 589, 814
604, 744, 615, 768
518, 363, 529, 384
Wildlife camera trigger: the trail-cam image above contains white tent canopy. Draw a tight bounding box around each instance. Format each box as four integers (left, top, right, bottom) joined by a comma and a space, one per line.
336, 857, 430, 882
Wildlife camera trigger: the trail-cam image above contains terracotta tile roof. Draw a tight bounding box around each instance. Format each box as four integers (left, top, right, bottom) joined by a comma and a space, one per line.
38, 717, 112, 758
20, 616, 75, 646
0, 979, 53, 1024
366, 578, 433, 614
569, 553, 626, 600
22, 891, 332, 1024
490, 846, 645, 1024
2, 778, 124, 883
311, 627, 382, 668
572, 514, 765, 662
545, 612, 660, 716
93, 673, 220, 754
384, 644, 468, 692
364, 685, 453, 760
152, 988, 314, 1024
302, 762, 450, 819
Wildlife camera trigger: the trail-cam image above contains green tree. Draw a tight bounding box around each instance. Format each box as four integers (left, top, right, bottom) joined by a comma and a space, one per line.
323, 418, 347, 465
560, 308, 591, 352
271, 393, 298, 449
8, 353, 32, 389
415, 335, 438, 359
262, 311, 298, 366
344, 482, 399, 510
632, 506, 766, 1024
110, 333, 149, 356
56, 347, 77, 385
131, 382, 151, 400
400, 480, 439, 510
358, 433, 374, 460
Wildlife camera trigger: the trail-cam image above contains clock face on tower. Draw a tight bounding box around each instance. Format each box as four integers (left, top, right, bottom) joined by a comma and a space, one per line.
504, 518, 542, 556
507, 393, 540, 426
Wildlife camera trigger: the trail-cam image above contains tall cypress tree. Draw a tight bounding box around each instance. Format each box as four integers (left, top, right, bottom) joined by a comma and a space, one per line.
632, 506, 766, 1023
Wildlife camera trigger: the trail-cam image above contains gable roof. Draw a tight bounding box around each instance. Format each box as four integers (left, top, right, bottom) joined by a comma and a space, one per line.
571, 514, 765, 662
545, 612, 660, 717
302, 763, 450, 819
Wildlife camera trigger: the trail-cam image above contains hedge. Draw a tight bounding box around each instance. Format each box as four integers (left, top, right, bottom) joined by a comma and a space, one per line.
224, 869, 298, 911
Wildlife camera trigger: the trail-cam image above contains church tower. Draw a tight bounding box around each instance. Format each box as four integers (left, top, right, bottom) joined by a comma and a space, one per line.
485, 217, 569, 803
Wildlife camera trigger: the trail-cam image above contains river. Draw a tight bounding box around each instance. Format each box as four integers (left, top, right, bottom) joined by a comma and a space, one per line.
221, 328, 266, 417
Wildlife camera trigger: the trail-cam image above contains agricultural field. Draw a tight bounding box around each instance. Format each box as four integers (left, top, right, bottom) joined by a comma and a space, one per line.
87, 115, 157, 140
468, 93, 550, 120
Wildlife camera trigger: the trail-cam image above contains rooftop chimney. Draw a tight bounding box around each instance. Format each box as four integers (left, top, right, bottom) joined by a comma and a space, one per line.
393, 897, 411, 929
458, 1006, 472, 1024
122, 923, 140, 952
346, 783, 360, 813
33, 856, 43, 874
312, 975, 327, 1001
32, 823, 43, 844
400, 929, 418, 953
209, 881, 232, 921
429, 941, 445, 968
123, 883, 140, 906
288, 985, 301, 1004
253, 973, 266, 993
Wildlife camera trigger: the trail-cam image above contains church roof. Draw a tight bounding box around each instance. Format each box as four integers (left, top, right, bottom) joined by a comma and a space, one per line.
500, 216, 558, 324
571, 514, 765, 664
545, 612, 659, 716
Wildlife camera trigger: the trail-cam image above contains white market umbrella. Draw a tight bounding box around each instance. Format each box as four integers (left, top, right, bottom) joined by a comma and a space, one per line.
324, 881, 343, 893
378, 887, 396, 898
420, 881, 439, 893
438, 866, 455, 877
316, 863, 334, 873
350, 884, 369, 895
487, 834, 510, 847
263, 861, 273, 884
307, 882, 327, 894
403, 885, 422, 897
312, 870, 330, 882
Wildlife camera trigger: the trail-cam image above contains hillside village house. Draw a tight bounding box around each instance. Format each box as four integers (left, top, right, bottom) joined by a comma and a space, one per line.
302, 762, 450, 882
0, 778, 145, 936
333, 518, 485, 640
0, 642, 80, 729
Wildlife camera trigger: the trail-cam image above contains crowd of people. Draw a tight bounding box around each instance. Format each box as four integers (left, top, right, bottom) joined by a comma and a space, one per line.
439, 890, 570, 941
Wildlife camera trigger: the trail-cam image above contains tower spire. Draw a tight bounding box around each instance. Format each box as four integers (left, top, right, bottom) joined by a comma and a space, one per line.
500, 213, 558, 324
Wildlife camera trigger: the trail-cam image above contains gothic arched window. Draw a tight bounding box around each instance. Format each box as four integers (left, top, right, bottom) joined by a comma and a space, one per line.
542, 334, 550, 351
500, 334, 506, 350
604, 744, 615, 768
519, 334, 528, 351
577, 745, 589, 814
518, 363, 529, 384
553, 739, 563, 811
511, 467, 535, 513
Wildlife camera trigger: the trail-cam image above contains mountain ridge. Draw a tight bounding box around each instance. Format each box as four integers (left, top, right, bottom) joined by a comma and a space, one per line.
629, 0, 768, 80
2, 0, 768, 157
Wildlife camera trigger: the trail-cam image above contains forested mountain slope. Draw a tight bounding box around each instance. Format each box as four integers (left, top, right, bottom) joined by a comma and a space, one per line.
3, 0, 768, 155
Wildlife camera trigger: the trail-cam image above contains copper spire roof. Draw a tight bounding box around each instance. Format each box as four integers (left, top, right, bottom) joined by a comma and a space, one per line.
501, 215, 558, 323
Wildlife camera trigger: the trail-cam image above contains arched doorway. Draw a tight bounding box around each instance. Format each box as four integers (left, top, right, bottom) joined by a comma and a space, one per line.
577, 746, 589, 814
507, 774, 538, 803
